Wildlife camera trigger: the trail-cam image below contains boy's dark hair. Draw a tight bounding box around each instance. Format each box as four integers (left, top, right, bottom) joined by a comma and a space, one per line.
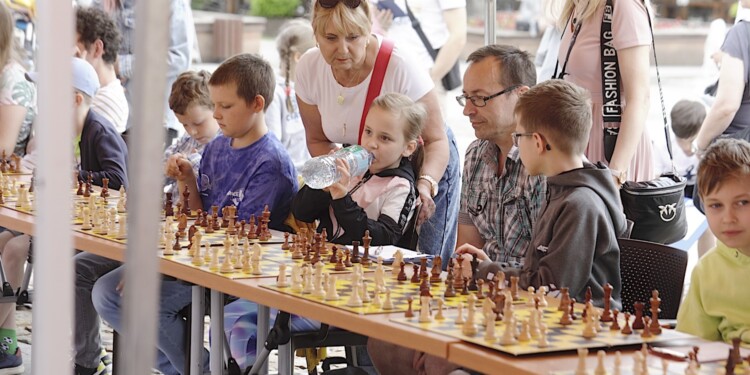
370, 93, 426, 177
515, 80, 592, 155
466, 45, 537, 89
76, 7, 121, 65
670, 100, 706, 139
697, 138, 750, 197
169, 70, 213, 115
209, 54, 275, 110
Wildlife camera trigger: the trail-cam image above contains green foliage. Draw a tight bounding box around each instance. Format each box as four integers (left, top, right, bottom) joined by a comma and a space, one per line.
191, 0, 207, 10
250, 0, 300, 17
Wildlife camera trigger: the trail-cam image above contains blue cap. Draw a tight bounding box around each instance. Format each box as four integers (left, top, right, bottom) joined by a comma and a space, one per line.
26, 58, 100, 98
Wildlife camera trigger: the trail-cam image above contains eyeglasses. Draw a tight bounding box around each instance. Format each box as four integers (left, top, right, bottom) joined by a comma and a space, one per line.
318, 0, 361, 9
511, 132, 535, 147
455, 85, 520, 107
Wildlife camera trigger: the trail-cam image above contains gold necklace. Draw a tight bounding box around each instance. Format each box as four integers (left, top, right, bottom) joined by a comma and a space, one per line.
336, 66, 365, 105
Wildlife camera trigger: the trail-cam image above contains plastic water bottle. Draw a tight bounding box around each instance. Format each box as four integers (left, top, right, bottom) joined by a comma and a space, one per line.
299, 145, 374, 189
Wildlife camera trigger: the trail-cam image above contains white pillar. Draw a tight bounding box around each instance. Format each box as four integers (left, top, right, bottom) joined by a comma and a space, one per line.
118, 0, 170, 374
33, 1, 74, 373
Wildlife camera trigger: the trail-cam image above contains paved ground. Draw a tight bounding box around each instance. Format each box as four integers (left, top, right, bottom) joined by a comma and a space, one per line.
13, 38, 712, 374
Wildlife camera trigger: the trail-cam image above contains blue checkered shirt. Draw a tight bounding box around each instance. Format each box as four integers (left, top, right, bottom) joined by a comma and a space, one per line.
458, 140, 546, 268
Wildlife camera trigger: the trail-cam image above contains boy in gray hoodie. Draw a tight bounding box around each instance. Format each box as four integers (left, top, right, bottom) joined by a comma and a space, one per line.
475, 79, 627, 309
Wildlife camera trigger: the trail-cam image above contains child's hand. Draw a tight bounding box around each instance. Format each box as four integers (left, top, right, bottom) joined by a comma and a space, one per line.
328, 158, 351, 200
455, 243, 490, 262
165, 154, 194, 182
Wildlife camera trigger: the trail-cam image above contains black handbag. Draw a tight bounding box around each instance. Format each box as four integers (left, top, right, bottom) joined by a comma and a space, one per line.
613, 0, 687, 243
557, 0, 688, 244
404, 0, 462, 91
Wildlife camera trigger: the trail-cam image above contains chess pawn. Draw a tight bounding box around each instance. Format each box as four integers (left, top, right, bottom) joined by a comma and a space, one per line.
361, 280, 371, 303
610, 309, 621, 331
209, 247, 220, 271
526, 286, 536, 306
537, 325, 549, 348
621, 312, 633, 335
116, 213, 127, 240
419, 296, 432, 323
498, 319, 517, 345
81, 207, 92, 230
435, 298, 445, 320
483, 309, 496, 341
241, 253, 251, 274
518, 319, 531, 342
640, 317, 653, 338
191, 243, 204, 266
220, 251, 233, 273
371, 290, 382, 309
381, 288, 394, 310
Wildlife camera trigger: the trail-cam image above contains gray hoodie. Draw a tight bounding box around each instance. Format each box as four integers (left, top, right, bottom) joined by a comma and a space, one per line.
479, 162, 627, 309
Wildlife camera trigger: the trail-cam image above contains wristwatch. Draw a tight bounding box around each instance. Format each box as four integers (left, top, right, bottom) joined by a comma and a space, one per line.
610, 168, 627, 186
418, 175, 439, 198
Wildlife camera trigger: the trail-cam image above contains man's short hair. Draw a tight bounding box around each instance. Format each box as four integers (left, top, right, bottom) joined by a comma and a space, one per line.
697, 138, 750, 197
209, 54, 275, 110
76, 7, 121, 65
670, 99, 706, 139
514, 80, 592, 155
466, 45, 536, 88
169, 70, 214, 115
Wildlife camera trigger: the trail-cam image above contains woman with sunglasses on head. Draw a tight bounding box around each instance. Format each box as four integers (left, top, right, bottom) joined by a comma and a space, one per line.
296, 0, 460, 266
553, 0, 654, 185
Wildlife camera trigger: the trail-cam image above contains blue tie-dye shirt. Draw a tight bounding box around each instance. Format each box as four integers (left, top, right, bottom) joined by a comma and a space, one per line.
198, 133, 298, 230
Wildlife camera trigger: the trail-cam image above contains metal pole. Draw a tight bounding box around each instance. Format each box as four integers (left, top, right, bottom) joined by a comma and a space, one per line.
485, 0, 497, 45
190, 286, 205, 375
256, 305, 270, 375
118, 0, 170, 373
210, 290, 225, 374
33, 1, 73, 374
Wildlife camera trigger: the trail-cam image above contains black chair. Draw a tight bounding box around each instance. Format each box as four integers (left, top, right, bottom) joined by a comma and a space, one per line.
618, 238, 688, 319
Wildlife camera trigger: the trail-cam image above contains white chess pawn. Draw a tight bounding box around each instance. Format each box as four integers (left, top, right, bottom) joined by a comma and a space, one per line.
614, 351, 622, 375
463, 295, 478, 336
518, 319, 531, 342
498, 319, 516, 345
537, 326, 549, 348
419, 296, 432, 323
435, 298, 445, 320
526, 286, 536, 307
325, 274, 339, 301
575, 348, 588, 375
81, 207, 92, 230
116, 213, 127, 240
382, 288, 394, 310
276, 263, 289, 287
594, 350, 606, 375
209, 247, 220, 271
361, 280, 371, 303
371, 290, 382, 309
455, 302, 465, 324
346, 280, 363, 307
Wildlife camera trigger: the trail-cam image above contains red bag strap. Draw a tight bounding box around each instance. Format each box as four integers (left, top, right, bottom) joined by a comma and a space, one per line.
357, 38, 394, 145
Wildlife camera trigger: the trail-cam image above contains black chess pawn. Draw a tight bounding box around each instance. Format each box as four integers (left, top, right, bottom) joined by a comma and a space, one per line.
351, 241, 361, 264
461, 277, 470, 295
397, 261, 407, 282
410, 264, 420, 283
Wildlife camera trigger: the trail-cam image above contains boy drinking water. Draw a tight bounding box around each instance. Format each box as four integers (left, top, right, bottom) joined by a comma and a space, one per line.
677, 138, 750, 344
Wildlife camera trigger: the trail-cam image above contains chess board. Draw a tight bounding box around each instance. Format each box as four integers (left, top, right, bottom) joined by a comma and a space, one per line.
261, 272, 527, 315
75, 226, 127, 244
160, 246, 282, 280
391, 306, 695, 356
178, 225, 284, 247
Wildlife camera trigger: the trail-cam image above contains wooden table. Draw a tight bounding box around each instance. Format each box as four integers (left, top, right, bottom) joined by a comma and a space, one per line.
0, 179, 710, 375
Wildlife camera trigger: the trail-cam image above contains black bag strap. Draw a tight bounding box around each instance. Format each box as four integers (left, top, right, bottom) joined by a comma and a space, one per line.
600, 0, 623, 123
404, 0, 439, 61
553, 12, 583, 80
600, 0, 675, 170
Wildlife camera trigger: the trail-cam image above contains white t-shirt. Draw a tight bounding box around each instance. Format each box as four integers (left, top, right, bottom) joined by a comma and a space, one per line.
382, 0, 466, 68
295, 35, 434, 145
92, 78, 129, 133
653, 129, 699, 186
265, 76, 310, 169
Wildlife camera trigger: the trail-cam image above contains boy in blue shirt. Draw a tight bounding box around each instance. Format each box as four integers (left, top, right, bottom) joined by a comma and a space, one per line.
91, 54, 298, 375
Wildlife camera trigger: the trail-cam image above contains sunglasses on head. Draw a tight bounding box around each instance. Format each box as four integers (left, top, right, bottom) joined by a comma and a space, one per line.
318, 0, 362, 9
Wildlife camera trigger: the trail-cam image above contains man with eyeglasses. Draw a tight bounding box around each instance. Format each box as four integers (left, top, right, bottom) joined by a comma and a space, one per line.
367, 45, 547, 375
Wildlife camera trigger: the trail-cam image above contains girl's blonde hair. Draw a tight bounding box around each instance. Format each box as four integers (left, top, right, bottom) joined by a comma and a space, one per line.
370, 93, 426, 176
0, 1, 23, 69
276, 19, 315, 113
557, 0, 653, 30
311, 0, 372, 38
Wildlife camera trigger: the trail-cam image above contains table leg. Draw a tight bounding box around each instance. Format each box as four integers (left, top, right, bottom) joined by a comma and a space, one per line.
256, 304, 270, 375
210, 290, 224, 375
278, 315, 292, 375
190, 286, 205, 375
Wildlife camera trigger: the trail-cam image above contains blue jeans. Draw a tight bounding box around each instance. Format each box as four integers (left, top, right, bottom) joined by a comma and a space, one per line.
92, 266, 209, 375
417, 127, 460, 269
74, 252, 121, 368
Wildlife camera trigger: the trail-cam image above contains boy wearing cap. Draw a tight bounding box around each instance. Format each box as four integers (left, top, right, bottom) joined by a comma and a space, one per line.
20, 58, 129, 375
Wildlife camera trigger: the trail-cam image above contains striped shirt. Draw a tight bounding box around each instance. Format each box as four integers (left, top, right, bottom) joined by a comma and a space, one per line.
91, 79, 129, 133
458, 139, 546, 268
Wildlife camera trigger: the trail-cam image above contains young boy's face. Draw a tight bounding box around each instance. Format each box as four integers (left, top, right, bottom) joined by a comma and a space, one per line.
703, 176, 750, 256
209, 82, 256, 140
514, 121, 542, 176
175, 104, 220, 145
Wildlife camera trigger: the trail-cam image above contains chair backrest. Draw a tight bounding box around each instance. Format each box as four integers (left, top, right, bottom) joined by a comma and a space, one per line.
618, 238, 688, 319
396, 204, 420, 250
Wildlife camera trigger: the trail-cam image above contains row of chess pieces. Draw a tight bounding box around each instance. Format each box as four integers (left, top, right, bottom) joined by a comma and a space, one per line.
279, 228, 378, 269
77, 196, 127, 239
167, 222, 267, 275
277, 258, 402, 311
